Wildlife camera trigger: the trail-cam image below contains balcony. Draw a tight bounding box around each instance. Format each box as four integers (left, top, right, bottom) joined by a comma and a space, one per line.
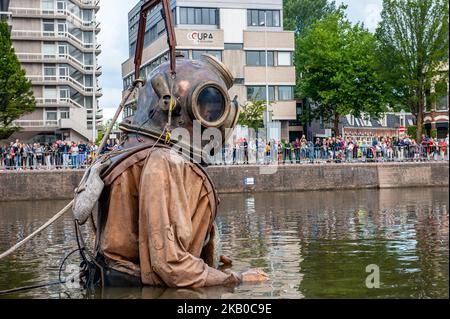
16, 53, 102, 75
26, 75, 102, 97
9, 7, 100, 32
35, 98, 85, 109
11, 30, 102, 53
12, 119, 89, 139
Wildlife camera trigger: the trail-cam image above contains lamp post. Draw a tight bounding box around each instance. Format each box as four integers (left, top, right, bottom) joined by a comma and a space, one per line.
92, 8, 97, 143
260, 11, 270, 142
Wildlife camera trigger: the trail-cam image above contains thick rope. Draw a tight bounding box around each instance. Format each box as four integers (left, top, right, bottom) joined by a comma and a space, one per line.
0, 80, 142, 261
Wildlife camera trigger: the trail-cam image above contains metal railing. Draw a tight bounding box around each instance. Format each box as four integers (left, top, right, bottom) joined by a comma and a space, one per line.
35, 98, 84, 109
16, 53, 100, 73
9, 7, 100, 30
207, 144, 450, 165
25, 75, 102, 95
11, 30, 101, 53
12, 120, 59, 128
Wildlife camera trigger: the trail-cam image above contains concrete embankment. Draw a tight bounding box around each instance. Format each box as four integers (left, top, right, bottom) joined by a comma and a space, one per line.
0, 162, 448, 201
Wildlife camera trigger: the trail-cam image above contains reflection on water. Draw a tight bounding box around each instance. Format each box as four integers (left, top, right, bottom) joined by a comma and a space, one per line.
0, 188, 448, 299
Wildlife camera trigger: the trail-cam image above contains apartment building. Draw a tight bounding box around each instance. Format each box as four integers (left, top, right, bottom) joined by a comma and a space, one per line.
121, 0, 298, 141
6, 0, 102, 143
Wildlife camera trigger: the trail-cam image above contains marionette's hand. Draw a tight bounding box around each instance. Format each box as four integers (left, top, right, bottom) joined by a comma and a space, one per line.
220, 255, 233, 265
241, 269, 269, 282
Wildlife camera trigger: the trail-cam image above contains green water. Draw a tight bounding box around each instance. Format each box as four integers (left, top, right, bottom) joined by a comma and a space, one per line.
0, 188, 448, 299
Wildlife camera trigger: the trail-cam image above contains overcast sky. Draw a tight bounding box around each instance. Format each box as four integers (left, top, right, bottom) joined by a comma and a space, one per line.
97, 0, 383, 120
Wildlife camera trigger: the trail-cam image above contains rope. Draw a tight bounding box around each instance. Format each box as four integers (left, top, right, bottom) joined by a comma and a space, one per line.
0, 200, 73, 260
0, 81, 141, 261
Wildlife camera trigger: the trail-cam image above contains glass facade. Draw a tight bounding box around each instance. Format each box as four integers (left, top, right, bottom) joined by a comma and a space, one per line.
246, 51, 274, 66
247, 9, 280, 27
179, 7, 219, 25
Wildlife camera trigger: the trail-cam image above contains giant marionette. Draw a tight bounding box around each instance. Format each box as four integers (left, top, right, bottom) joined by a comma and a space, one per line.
71, 0, 267, 288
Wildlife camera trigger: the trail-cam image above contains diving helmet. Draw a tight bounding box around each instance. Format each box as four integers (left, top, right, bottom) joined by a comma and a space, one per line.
119, 54, 239, 161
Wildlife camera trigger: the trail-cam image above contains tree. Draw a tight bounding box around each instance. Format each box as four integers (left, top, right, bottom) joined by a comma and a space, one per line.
376, 0, 449, 142
283, 0, 336, 37
0, 20, 35, 140
297, 10, 387, 135
237, 98, 266, 132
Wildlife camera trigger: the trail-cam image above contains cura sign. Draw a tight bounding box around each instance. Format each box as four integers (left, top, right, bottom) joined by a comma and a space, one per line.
187, 31, 214, 44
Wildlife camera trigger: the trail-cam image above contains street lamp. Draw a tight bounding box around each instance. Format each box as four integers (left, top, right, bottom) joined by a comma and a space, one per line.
260, 11, 270, 142
92, 9, 97, 143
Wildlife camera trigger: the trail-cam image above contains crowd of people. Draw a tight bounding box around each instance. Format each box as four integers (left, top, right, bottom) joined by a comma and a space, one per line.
0, 139, 120, 170
211, 133, 450, 165
1, 133, 448, 170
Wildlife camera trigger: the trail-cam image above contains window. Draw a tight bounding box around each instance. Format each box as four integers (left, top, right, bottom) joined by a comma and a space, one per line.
43, 42, 56, 57
82, 9, 92, 22
247, 86, 275, 101
247, 10, 280, 27
44, 65, 56, 80
42, 0, 55, 13
83, 31, 93, 44
437, 94, 449, 111
234, 78, 244, 85
179, 7, 218, 25
58, 66, 68, 77
43, 20, 55, 34
44, 87, 57, 100
59, 87, 69, 99
246, 51, 274, 66
192, 50, 222, 61
84, 53, 93, 65
224, 43, 243, 50
60, 108, 70, 119
46, 111, 58, 121
278, 86, 294, 100
277, 52, 293, 66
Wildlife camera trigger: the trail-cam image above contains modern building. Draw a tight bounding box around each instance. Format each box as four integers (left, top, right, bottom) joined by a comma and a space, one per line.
6, 0, 102, 143
121, 0, 298, 141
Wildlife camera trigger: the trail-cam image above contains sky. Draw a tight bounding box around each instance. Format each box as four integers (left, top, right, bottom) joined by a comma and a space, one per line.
97, 0, 383, 121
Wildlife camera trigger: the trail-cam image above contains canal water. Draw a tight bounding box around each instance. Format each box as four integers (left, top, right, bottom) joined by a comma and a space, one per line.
0, 187, 448, 299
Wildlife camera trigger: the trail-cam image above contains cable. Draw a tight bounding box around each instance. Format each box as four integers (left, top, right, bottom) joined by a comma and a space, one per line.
0, 247, 80, 296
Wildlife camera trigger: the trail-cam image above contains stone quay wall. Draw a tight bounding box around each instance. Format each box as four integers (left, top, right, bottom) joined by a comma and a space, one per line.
0, 162, 448, 201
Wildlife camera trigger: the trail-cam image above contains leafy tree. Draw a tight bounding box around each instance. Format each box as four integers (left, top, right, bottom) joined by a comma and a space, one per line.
375, 0, 449, 142
283, 0, 336, 37
0, 20, 35, 139
297, 10, 387, 135
237, 98, 267, 132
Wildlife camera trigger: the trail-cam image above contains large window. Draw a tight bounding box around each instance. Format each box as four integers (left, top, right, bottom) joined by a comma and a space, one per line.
278, 86, 294, 100
277, 52, 293, 66
44, 64, 56, 80
43, 42, 56, 57
247, 86, 275, 101
179, 7, 218, 25
192, 50, 222, 61
42, 0, 55, 13
437, 94, 449, 111
43, 20, 55, 34
247, 9, 280, 27
246, 51, 274, 66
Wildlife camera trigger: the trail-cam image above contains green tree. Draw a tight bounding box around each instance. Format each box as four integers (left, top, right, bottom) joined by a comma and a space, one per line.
283, 0, 336, 37
0, 20, 35, 139
375, 0, 449, 142
297, 10, 387, 135
237, 98, 267, 131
